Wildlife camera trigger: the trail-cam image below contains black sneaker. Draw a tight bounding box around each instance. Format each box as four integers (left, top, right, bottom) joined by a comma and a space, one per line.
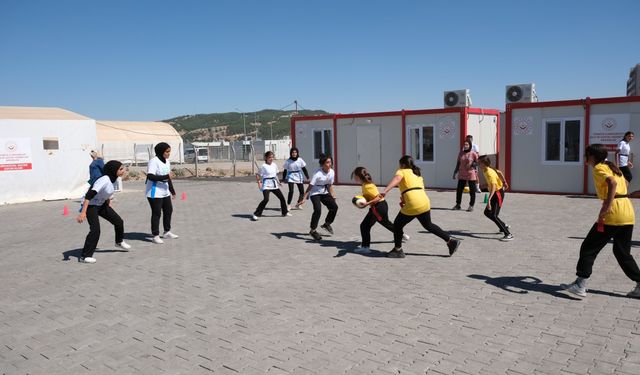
310, 230, 322, 241
452, 205, 461, 210
320, 223, 334, 235
447, 238, 460, 256
387, 249, 405, 258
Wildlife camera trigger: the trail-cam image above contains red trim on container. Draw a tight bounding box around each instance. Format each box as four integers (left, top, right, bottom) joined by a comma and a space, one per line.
290, 117, 296, 147
460, 107, 468, 149
333, 115, 338, 184
495, 111, 501, 169
401, 110, 406, 155
583, 97, 591, 194
505, 104, 512, 187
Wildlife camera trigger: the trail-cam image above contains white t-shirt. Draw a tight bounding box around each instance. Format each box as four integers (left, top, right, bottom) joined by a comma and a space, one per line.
309, 168, 334, 196
282, 158, 307, 183
86, 175, 115, 206
618, 140, 631, 167
145, 157, 171, 198
258, 163, 280, 190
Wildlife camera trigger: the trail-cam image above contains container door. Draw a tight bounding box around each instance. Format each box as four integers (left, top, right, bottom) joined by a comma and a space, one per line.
356, 125, 381, 185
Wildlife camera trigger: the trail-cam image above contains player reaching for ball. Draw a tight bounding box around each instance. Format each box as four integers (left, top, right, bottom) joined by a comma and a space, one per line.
351, 167, 408, 254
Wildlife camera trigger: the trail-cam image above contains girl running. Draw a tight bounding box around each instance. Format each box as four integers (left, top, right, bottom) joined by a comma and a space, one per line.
282, 147, 309, 210
146, 142, 178, 244
561, 144, 640, 299
452, 140, 479, 211
352, 167, 408, 254
381, 155, 460, 258
76, 160, 131, 263
252, 151, 290, 221
478, 156, 513, 241
302, 154, 338, 241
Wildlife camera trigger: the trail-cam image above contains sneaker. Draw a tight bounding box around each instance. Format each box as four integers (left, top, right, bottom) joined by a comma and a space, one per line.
500, 234, 514, 241
283, 212, 292, 217
452, 205, 461, 210
152, 236, 164, 244
295, 201, 304, 210
560, 281, 587, 298
162, 231, 179, 239
80, 257, 96, 264
310, 230, 322, 241
387, 249, 405, 258
467, 206, 474, 212
287, 205, 292, 211
627, 284, 640, 299
402, 233, 410, 242
447, 238, 460, 256
354, 247, 371, 254
251, 215, 259, 221
115, 241, 131, 251
320, 223, 334, 235
476, 186, 482, 193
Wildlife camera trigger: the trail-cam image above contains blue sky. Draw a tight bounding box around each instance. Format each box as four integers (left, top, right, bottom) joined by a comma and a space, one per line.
1, 0, 638, 120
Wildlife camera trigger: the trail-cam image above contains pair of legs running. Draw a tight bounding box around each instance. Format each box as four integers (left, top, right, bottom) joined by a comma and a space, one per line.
309, 194, 337, 240
484, 189, 512, 241
388, 210, 460, 258
81, 202, 129, 263
287, 182, 304, 209
253, 189, 289, 220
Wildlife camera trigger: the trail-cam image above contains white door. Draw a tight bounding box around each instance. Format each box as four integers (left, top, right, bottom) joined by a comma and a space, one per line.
356, 125, 381, 185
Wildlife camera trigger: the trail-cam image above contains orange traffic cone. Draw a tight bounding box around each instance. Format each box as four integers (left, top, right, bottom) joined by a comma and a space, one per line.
181, 192, 187, 201
63, 205, 69, 216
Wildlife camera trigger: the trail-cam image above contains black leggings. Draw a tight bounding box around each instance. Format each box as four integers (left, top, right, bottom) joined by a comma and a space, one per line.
82, 203, 124, 258
620, 166, 632, 182
360, 200, 395, 247
484, 189, 510, 235
455, 179, 477, 206
393, 210, 450, 248
287, 182, 305, 205
310, 194, 338, 230
254, 189, 287, 216
147, 196, 173, 236
576, 223, 640, 281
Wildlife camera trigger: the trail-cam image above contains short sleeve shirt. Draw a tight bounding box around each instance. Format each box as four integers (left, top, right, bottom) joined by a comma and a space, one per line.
593, 163, 634, 225
483, 168, 503, 191
457, 151, 478, 180
283, 158, 307, 183
259, 163, 280, 190
361, 182, 384, 202
145, 157, 171, 198
86, 175, 115, 206
395, 168, 430, 215
309, 168, 334, 196
617, 141, 631, 167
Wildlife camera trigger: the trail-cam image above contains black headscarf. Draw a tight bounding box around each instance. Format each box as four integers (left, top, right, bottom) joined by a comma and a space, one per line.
289, 147, 299, 161
103, 160, 122, 183
154, 142, 171, 163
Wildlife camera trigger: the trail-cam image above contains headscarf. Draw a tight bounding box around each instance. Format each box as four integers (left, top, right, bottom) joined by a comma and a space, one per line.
289, 147, 299, 161
103, 160, 123, 183
154, 142, 171, 163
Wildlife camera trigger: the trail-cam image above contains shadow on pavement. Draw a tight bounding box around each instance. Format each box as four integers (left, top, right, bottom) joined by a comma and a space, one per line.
447, 230, 501, 240
467, 274, 582, 300
62, 248, 129, 261
125, 232, 152, 242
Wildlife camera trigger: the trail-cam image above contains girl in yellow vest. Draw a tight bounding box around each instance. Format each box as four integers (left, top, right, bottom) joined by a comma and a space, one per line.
478, 156, 513, 241
352, 166, 409, 254
381, 155, 460, 258
561, 144, 640, 298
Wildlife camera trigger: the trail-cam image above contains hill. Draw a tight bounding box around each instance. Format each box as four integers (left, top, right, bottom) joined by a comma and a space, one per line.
164, 109, 330, 142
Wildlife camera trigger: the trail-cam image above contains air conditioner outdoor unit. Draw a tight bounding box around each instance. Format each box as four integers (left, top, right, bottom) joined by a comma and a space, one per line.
506, 83, 537, 103
443, 89, 471, 108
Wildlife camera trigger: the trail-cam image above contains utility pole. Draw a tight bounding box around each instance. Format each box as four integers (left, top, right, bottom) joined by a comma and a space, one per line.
294, 100, 298, 114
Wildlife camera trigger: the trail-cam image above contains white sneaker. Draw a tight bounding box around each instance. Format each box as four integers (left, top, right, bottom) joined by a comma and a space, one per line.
115, 241, 131, 251
560, 281, 587, 298
287, 205, 292, 211
402, 234, 410, 242
162, 231, 179, 239
285, 212, 292, 217
152, 236, 164, 244
476, 187, 482, 193
354, 247, 371, 254
627, 284, 640, 298
251, 215, 259, 221
80, 257, 96, 264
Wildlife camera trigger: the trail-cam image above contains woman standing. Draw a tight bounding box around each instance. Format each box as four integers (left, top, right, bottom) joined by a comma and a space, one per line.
452, 140, 479, 211
478, 156, 513, 241
302, 154, 338, 241
616, 131, 634, 183
146, 142, 178, 244
252, 151, 290, 220
561, 144, 640, 298
381, 155, 460, 258
282, 147, 309, 210
352, 166, 409, 254
77, 160, 131, 263
88, 150, 105, 185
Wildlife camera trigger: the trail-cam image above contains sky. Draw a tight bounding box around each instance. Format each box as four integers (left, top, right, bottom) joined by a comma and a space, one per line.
1, 0, 639, 121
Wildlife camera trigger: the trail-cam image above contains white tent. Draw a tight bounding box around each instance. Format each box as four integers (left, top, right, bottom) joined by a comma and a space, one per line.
96, 121, 184, 164
0, 106, 97, 204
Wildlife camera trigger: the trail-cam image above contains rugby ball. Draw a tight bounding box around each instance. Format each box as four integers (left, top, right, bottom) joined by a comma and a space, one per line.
352, 195, 367, 208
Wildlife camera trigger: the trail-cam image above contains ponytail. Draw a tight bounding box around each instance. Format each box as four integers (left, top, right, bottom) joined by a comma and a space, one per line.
351, 166, 373, 183
399, 155, 421, 177
585, 144, 623, 177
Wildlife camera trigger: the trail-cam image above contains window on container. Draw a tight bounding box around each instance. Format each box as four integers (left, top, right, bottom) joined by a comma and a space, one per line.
545, 122, 561, 161
43, 137, 59, 150
313, 129, 332, 159
422, 127, 434, 162
411, 128, 420, 160
564, 120, 580, 162
408, 126, 434, 162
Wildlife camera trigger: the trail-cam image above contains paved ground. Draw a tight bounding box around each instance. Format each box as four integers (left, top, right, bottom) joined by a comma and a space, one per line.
1, 180, 640, 375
